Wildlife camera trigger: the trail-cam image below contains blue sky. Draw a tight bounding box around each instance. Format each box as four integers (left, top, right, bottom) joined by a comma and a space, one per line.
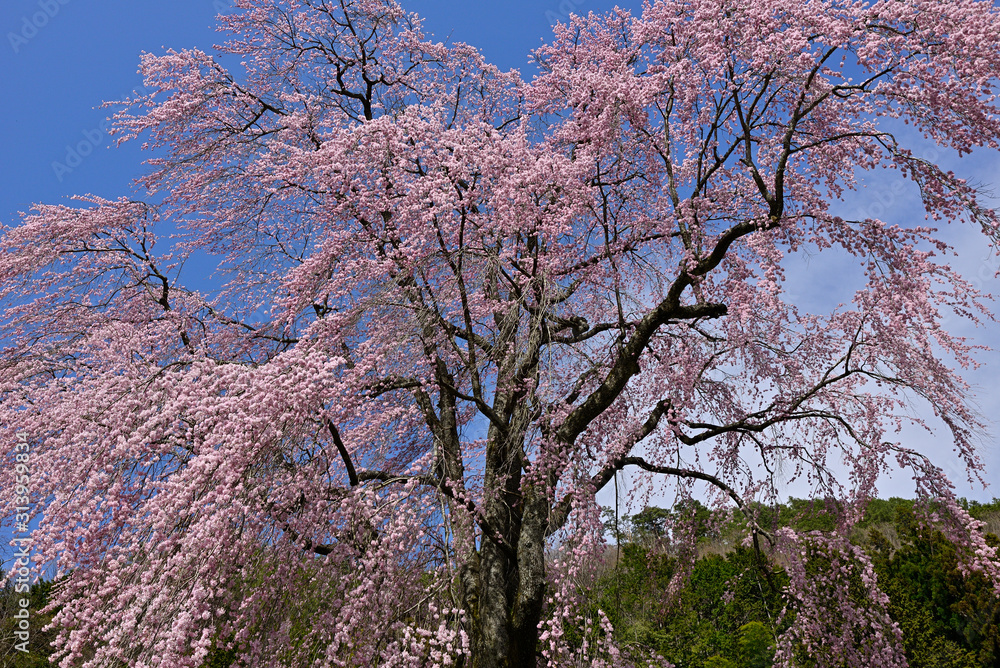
1, 0, 998, 574
0, 0, 646, 222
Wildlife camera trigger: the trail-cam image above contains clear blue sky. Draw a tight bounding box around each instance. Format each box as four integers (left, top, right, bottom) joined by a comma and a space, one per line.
1, 0, 997, 574
0, 0, 639, 224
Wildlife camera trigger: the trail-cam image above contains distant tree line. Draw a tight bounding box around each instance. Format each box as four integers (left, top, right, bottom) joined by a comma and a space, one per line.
584, 497, 1000, 667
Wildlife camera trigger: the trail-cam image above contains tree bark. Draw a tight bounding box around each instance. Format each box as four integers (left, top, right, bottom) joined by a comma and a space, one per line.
468, 374, 547, 666
469, 514, 547, 668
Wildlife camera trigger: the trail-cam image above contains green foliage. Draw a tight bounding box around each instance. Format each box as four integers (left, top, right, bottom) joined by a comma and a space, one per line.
585, 497, 1000, 667
581, 541, 783, 666
958, 497, 1000, 519
778, 497, 840, 533
859, 497, 915, 527
0, 579, 59, 668
869, 504, 1000, 667
202, 639, 238, 668
632, 506, 673, 541
737, 621, 775, 668
583, 542, 676, 652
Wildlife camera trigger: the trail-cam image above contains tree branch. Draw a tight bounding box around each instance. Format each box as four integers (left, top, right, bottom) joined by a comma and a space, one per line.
327, 420, 359, 487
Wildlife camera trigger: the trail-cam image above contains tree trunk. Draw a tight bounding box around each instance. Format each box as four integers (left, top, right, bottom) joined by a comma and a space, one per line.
468, 491, 549, 668
469, 547, 544, 667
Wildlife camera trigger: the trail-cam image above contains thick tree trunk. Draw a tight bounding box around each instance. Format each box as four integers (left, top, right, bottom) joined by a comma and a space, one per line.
469, 543, 544, 667
467, 490, 549, 668
466, 383, 549, 666
463, 303, 552, 666
470, 541, 517, 668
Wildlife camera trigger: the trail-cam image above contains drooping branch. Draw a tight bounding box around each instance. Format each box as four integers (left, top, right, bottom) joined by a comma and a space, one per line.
327, 420, 359, 487
546, 455, 772, 544
555, 300, 728, 448
594, 457, 747, 512
356, 468, 517, 558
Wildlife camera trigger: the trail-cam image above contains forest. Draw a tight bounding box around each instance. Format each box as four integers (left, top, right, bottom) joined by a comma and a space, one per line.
5, 496, 998, 667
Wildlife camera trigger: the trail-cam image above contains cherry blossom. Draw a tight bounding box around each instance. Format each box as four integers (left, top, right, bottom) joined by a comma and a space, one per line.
3, 0, 1000, 666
